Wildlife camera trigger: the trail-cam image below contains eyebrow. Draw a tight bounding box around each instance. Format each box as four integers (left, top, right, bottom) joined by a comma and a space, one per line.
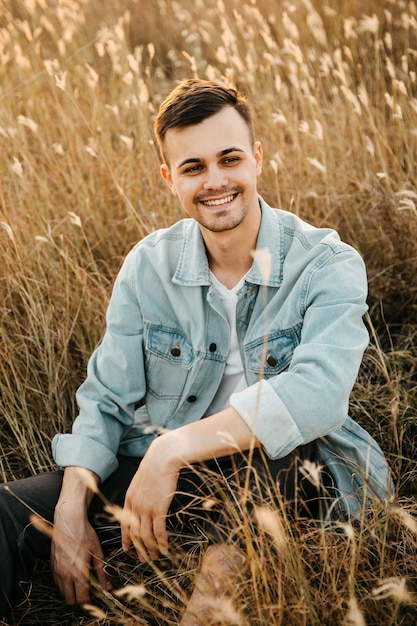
176, 147, 245, 170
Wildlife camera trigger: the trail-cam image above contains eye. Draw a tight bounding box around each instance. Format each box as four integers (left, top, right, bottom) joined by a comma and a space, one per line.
183, 164, 204, 174
223, 156, 240, 165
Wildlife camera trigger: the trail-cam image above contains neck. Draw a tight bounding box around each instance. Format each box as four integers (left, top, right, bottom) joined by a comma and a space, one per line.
209, 252, 252, 289
203, 210, 261, 289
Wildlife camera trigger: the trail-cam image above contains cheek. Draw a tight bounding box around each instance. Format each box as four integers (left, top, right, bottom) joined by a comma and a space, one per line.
174, 181, 196, 202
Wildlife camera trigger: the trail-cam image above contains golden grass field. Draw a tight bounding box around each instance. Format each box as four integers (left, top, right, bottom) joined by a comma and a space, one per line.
0, 0, 416, 624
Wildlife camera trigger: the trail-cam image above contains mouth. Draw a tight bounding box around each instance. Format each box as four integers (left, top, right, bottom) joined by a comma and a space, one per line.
199, 193, 237, 207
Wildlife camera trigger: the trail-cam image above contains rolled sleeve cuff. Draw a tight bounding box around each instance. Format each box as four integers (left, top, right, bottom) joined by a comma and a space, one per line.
230, 379, 303, 459
51, 433, 119, 483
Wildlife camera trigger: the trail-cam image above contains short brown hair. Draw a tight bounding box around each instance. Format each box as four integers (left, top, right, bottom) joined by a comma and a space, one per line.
154, 78, 254, 162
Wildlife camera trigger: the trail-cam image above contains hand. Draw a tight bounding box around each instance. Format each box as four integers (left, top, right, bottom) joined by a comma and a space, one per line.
51, 467, 111, 606
120, 410, 256, 562
51, 503, 111, 606
121, 435, 181, 562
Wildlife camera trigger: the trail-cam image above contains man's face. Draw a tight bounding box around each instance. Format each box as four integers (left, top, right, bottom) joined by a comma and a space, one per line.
160, 106, 262, 235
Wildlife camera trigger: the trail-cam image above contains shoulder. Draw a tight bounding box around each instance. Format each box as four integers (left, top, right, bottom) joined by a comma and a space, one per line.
114, 218, 207, 291
121, 218, 196, 266
133, 218, 196, 250
260, 196, 360, 258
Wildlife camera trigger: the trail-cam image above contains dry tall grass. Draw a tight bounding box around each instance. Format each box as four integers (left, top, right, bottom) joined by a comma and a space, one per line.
0, 0, 416, 624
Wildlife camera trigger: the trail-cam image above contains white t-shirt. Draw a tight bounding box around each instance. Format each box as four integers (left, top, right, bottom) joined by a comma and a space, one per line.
204, 271, 247, 416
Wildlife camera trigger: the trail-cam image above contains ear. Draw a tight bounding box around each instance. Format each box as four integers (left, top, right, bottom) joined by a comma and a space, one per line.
160, 164, 177, 196
254, 142, 263, 175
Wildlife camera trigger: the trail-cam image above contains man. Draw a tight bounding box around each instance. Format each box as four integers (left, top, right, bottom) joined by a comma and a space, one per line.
0, 79, 393, 622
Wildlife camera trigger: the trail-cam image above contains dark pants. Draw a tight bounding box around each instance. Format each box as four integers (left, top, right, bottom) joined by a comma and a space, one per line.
0, 443, 328, 616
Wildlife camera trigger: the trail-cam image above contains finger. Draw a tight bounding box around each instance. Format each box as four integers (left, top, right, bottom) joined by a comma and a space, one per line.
55, 564, 91, 606
51, 545, 92, 605
125, 515, 155, 562
92, 550, 112, 592
120, 506, 138, 551
153, 515, 169, 556
121, 526, 131, 552
53, 569, 86, 607
120, 517, 133, 552
129, 520, 151, 562
74, 576, 91, 607
51, 552, 76, 605
133, 536, 150, 563
121, 513, 148, 562
139, 515, 160, 561
60, 581, 77, 606
52, 570, 70, 604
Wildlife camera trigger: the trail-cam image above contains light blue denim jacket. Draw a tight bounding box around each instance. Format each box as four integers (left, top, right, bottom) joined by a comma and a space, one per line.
52, 197, 394, 518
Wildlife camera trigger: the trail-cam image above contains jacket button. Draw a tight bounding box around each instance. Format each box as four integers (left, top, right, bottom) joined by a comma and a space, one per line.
267, 353, 277, 367
209, 343, 217, 352
187, 395, 197, 403
171, 346, 181, 357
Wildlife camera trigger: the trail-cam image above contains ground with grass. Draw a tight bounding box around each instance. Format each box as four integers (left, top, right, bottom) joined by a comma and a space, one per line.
0, 0, 416, 624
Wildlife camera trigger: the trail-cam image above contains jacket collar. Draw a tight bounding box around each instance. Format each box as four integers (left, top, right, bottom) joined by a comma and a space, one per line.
172, 195, 284, 287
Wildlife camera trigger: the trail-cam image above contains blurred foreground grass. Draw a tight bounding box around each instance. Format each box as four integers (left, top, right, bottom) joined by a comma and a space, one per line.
0, 0, 416, 624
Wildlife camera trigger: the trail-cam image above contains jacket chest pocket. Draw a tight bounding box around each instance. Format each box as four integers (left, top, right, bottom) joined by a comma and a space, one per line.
144, 325, 194, 399
245, 326, 301, 379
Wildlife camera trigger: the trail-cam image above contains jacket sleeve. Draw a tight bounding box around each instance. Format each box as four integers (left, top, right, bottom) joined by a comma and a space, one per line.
52, 249, 145, 482
230, 247, 369, 459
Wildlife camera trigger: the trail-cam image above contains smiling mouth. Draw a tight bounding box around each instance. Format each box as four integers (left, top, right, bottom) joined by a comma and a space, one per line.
200, 193, 237, 207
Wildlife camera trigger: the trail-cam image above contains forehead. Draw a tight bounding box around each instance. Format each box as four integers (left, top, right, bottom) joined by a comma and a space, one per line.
163, 106, 253, 166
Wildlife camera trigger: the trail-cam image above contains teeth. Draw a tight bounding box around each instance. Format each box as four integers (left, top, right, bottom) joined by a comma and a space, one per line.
203, 194, 234, 206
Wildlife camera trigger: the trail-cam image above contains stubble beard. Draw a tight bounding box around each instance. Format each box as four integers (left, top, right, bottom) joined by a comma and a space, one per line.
195, 190, 249, 233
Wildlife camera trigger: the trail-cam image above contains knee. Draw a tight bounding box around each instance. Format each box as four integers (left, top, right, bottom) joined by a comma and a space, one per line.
0, 482, 13, 511
0, 480, 38, 531
0, 482, 20, 526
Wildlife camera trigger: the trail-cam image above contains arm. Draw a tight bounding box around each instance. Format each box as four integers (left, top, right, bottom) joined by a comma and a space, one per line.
52, 248, 148, 484
121, 406, 258, 561
51, 467, 111, 606
231, 247, 369, 458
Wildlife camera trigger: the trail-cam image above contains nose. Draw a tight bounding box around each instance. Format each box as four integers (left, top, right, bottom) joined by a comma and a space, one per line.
202, 164, 228, 190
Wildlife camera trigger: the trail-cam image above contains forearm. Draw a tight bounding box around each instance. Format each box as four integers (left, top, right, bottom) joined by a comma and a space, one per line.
156, 406, 260, 470
121, 407, 259, 559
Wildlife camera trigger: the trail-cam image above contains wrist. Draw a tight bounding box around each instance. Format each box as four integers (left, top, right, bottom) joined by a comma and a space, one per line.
150, 430, 190, 471
57, 466, 100, 512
